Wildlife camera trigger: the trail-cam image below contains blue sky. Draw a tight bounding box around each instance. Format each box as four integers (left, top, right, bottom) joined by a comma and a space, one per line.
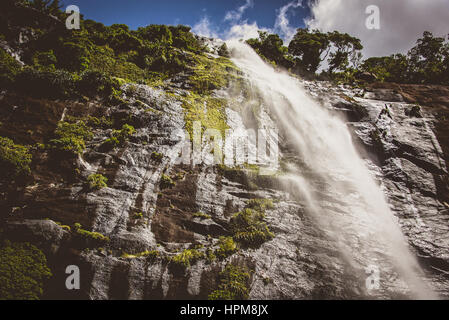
60, 0, 310, 40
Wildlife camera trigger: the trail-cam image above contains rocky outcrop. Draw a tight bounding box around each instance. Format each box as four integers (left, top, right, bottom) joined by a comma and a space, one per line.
1, 70, 449, 299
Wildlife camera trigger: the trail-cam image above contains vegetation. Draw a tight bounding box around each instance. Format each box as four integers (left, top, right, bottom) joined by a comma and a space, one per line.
73, 223, 110, 244
50, 121, 93, 155
171, 248, 205, 269
102, 124, 135, 149
230, 199, 275, 248
214, 236, 238, 260
160, 174, 175, 190
151, 151, 164, 163
0, 137, 32, 182
208, 264, 251, 300
121, 250, 160, 260
192, 212, 212, 220
0, 241, 52, 300
87, 174, 108, 190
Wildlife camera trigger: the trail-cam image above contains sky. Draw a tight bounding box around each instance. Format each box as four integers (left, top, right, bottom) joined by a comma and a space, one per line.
60, 0, 449, 58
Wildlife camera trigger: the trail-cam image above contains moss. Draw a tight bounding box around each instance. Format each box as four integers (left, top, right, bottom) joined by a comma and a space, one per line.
189, 54, 241, 95
0, 241, 52, 300
214, 236, 238, 260
192, 212, 212, 220
102, 124, 135, 149
0, 136, 32, 181
73, 223, 110, 244
151, 152, 164, 163
171, 248, 205, 269
50, 121, 93, 155
133, 212, 144, 220
208, 264, 251, 300
121, 250, 160, 260
180, 93, 229, 141
246, 199, 275, 212
160, 174, 175, 190
87, 174, 108, 190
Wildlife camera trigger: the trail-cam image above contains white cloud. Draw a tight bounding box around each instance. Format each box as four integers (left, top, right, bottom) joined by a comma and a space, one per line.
274, 0, 303, 44
225, 21, 272, 40
307, 0, 449, 58
224, 0, 254, 22
192, 16, 219, 38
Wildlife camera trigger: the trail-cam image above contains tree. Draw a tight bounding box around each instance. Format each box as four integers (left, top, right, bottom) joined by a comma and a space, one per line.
327, 31, 363, 73
246, 31, 293, 69
288, 28, 330, 74
408, 31, 449, 84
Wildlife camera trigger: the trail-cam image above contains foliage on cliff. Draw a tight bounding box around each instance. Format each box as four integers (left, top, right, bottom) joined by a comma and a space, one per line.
0, 241, 52, 300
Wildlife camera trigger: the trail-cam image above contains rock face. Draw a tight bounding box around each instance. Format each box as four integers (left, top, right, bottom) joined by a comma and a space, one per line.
1, 73, 449, 299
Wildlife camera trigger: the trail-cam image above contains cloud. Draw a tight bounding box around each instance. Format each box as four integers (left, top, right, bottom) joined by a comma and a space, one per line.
307, 0, 449, 58
224, 0, 254, 22
192, 16, 219, 38
225, 21, 272, 40
274, 0, 303, 44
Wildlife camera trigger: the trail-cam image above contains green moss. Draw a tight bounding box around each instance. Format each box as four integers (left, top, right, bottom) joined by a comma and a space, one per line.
73, 223, 110, 244
50, 121, 93, 155
0, 241, 52, 300
87, 174, 108, 190
102, 124, 135, 149
214, 236, 238, 259
0, 137, 32, 181
246, 199, 275, 212
160, 174, 175, 190
208, 264, 251, 300
121, 250, 160, 260
151, 152, 164, 163
171, 248, 205, 269
192, 212, 212, 220
189, 54, 241, 95
180, 93, 229, 141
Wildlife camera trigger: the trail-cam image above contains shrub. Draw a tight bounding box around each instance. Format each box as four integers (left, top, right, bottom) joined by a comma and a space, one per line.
15, 67, 77, 99
87, 174, 108, 190
208, 265, 251, 300
0, 48, 21, 88
102, 124, 135, 149
171, 249, 205, 269
230, 208, 274, 248
77, 70, 121, 98
246, 199, 274, 212
218, 43, 230, 58
0, 241, 52, 300
32, 50, 57, 70
50, 121, 93, 155
214, 236, 238, 259
0, 136, 32, 181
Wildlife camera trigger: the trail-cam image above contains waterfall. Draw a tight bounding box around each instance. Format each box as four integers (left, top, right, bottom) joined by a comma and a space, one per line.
227, 40, 436, 299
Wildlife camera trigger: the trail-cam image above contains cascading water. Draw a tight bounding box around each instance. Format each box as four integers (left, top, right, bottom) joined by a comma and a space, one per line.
227, 40, 436, 299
